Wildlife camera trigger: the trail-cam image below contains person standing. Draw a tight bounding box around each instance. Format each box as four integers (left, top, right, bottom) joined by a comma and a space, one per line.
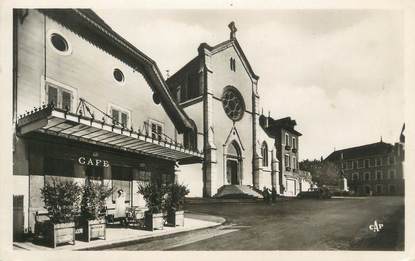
115, 189, 127, 226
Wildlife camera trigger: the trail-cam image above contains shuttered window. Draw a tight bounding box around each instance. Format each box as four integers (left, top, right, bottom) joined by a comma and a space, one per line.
110, 106, 130, 128
47, 84, 73, 111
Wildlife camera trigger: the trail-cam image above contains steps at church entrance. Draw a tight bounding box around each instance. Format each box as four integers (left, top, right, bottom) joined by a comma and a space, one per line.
214, 185, 264, 199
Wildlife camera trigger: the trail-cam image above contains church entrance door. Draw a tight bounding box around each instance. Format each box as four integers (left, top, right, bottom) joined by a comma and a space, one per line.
227, 159, 239, 185
225, 141, 242, 185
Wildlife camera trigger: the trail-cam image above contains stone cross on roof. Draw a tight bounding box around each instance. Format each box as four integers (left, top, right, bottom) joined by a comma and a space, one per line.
228, 21, 237, 39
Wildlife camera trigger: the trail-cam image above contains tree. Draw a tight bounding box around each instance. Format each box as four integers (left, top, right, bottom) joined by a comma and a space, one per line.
300, 159, 340, 187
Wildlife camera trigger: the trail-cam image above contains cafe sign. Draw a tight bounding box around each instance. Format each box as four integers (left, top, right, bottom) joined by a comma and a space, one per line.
78, 156, 110, 167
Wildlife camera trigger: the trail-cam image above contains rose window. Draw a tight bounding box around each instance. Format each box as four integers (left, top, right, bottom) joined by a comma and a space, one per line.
222, 87, 245, 121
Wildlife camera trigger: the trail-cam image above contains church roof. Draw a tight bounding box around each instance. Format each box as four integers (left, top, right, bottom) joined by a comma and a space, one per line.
167, 23, 259, 85
38, 9, 195, 133
325, 141, 394, 162
200, 38, 259, 81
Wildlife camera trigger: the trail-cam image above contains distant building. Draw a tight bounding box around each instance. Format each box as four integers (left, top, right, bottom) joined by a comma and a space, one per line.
324, 126, 405, 196
261, 116, 303, 196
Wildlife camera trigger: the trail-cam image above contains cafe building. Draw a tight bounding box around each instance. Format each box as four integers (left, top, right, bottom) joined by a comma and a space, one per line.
12, 9, 202, 235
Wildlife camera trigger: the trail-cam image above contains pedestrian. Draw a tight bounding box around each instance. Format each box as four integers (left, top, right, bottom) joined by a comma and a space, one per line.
271, 187, 277, 202
115, 189, 127, 226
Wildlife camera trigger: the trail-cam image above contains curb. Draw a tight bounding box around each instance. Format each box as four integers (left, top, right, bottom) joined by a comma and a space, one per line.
81, 217, 226, 250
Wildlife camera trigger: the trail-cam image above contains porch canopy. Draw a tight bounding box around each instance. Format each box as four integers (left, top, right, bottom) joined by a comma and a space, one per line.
17, 105, 203, 164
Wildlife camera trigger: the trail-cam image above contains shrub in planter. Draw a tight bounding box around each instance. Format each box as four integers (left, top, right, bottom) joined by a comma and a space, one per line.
80, 181, 113, 242
165, 183, 189, 226
137, 181, 167, 231
40, 179, 82, 248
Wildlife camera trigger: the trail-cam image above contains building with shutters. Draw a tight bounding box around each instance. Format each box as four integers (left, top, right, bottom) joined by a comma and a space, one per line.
324, 126, 405, 196
12, 9, 202, 235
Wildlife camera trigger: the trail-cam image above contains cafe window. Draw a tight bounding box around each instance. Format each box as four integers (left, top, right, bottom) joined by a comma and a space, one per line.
112, 166, 132, 203
44, 157, 74, 177
161, 173, 173, 186
47, 83, 74, 112
110, 105, 130, 128
85, 165, 104, 181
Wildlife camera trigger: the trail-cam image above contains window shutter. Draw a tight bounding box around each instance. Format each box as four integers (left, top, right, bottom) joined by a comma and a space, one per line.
48, 85, 58, 107
61, 90, 72, 111
121, 112, 128, 128
112, 109, 119, 124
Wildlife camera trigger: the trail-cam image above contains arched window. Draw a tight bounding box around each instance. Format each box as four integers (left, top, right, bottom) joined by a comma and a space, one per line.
262, 142, 268, 167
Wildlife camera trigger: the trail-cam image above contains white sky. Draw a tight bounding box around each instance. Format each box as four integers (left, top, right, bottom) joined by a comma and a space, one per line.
96, 9, 404, 160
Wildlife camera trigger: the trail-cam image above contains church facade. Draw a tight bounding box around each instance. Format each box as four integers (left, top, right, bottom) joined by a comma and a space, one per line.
167, 23, 287, 197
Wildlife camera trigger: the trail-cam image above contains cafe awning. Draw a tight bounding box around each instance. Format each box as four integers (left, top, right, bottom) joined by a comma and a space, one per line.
17, 105, 203, 164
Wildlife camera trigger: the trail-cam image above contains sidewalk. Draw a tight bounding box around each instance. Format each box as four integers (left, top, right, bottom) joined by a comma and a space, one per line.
13, 213, 225, 251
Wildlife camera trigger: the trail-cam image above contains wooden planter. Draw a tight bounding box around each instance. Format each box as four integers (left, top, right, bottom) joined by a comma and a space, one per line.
46, 222, 76, 248
167, 210, 184, 227
144, 212, 164, 231
82, 219, 106, 242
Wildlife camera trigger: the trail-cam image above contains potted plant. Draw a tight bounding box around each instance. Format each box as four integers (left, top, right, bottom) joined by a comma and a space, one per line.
137, 181, 167, 231
165, 183, 189, 226
80, 180, 113, 242
40, 179, 82, 248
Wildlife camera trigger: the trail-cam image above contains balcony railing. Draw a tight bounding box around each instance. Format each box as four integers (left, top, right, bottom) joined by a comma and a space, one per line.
76, 98, 179, 144
285, 166, 291, 171
285, 145, 291, 151
292, 148, 297, 153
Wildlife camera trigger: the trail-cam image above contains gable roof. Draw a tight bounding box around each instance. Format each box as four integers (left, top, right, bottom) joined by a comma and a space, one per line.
38, 9, 195, 133
167, 36, 259, 86
201, 38, 259, 81
261, 116, 302, 137
325, 141, 394, 162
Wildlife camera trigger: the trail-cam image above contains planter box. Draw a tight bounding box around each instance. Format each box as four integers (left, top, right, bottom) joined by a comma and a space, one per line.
46, 222, 76, 248
167, 210, 184, 227
144, 212, 164, 231
82, 219, 106, 242
285, 166, 291, 171
292, 148, 298, 153
285, 145, 292, 150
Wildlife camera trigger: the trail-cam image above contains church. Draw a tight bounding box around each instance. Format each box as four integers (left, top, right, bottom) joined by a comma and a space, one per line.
167, 22, 307, 198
